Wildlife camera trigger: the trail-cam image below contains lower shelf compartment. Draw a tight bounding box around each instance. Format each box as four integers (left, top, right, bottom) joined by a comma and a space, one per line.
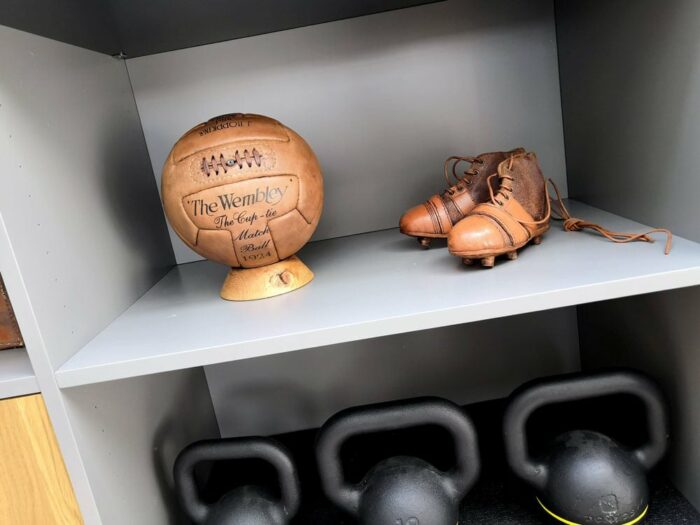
196, 398, 700, 524
0, 348, 38, 399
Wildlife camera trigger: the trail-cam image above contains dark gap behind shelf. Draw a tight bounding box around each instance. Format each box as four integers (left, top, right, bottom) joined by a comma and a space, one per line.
195, 396, 700, 524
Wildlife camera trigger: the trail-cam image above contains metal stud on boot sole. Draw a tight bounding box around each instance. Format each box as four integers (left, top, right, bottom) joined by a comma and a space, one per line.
417, 237, 432, 249
399, 149, 527, 248
481, 256, 496, 268
447, 152, 551, 266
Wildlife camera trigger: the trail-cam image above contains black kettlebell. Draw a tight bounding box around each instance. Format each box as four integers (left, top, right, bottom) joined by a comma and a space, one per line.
503, 370, 668, 525
174, 437, 300, 525
316, 397, 480, 525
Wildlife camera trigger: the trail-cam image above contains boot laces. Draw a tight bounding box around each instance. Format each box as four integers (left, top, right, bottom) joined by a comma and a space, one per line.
547, 180, 673, 255
486, 156, 673, 254
487, 155, 517, 206
486, 156, 550, 227
443, 156, 484, 196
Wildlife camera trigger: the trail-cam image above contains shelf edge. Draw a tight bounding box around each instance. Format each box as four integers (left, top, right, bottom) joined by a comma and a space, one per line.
54, 266, 700, 389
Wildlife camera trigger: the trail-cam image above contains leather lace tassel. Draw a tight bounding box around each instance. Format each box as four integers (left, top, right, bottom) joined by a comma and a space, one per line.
547, 180, 673, 255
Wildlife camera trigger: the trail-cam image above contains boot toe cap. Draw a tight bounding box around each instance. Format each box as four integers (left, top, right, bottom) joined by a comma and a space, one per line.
448, 215, 507, 255
400, 203, 441, 237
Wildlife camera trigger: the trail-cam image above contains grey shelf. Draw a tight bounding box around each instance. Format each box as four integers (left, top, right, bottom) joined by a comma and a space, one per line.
55, 200, 700, 389
0, 348, 39, 399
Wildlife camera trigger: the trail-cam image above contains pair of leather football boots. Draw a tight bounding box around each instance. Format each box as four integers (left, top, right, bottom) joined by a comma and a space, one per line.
400, 149, 550, 267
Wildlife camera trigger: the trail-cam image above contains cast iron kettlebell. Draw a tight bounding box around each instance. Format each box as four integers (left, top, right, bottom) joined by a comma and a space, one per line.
316, 397, 480, 525
174, 437, 300, 525
503, 371, 668, 525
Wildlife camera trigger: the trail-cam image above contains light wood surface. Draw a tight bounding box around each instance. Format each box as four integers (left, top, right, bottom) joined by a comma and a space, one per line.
220, 255, 314, 301
0, 394, 82, 524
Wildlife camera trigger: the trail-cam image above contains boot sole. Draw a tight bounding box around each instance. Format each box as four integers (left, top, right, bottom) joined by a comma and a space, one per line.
401, 230, 448, 249
450, 229, 548, 268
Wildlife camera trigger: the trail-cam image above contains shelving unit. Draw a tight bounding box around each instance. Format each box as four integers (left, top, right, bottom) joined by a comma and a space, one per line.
0, 348, 38, 399
57, 201, 700, 388
2, 1, 700, 524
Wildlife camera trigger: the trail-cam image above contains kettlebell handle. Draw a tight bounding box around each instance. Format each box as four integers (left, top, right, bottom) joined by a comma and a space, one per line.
503, 370, 668, 491
316, 397, 480, 516
173, 437, 301, 523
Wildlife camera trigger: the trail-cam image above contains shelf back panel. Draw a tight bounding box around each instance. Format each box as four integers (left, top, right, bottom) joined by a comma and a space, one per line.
128, 0, 568, 264
205, 307, 581, 437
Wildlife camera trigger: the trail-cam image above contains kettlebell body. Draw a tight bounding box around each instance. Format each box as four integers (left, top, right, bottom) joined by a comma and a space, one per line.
542, 430, 648, 524
359, 457, 459, 525
316, 397, 480, 525
174, 438, 300, 525
504, 371, 668, 525
205, 486, 287, 525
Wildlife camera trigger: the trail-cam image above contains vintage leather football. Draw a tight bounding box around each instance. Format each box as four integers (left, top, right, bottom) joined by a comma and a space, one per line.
162, 113, 324, 269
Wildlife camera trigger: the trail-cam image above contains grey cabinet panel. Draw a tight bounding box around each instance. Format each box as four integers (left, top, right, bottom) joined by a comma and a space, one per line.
0, 0, 118, 55
128, 0, 567, 264
0, 0, 441, 58
557, 0, 700, 509
0, 24, 174, 369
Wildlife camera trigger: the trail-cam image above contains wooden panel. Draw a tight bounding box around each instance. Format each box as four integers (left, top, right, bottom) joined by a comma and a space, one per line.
0, 394, 82, 524
0, 275, 22, 350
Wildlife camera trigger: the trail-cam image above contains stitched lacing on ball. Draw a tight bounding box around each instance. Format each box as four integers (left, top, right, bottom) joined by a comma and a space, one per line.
200, 149, 263, 176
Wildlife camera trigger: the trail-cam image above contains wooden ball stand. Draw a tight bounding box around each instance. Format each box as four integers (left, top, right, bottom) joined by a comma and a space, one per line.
220, 256, 314, 301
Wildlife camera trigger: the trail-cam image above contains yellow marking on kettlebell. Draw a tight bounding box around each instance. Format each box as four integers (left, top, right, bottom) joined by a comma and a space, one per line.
536, 497, 649, 525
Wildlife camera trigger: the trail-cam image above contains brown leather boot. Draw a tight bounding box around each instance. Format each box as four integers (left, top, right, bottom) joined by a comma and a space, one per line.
447, 152, 550, 267
399, 148, 525, 248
